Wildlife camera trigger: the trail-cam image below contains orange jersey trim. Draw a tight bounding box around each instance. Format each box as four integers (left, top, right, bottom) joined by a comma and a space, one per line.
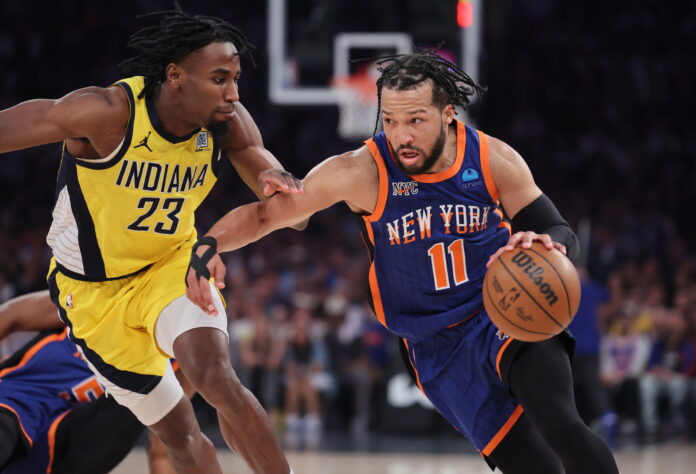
47, 409, 71, 473
0, 403, 34, 447
494, 208, 512, 233
0, 330, 68, 378
481, 404, 524, 456
364, 139, 389, 222
495, 337, 514, 379
477, 130, 500, 203
361, 215, 376, 247
368, 263, 387, 327
360, 210, 385, 328
401, 339, 426, 395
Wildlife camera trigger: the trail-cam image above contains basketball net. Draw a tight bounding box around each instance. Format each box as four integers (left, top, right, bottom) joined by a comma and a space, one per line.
331, 65, 379, 141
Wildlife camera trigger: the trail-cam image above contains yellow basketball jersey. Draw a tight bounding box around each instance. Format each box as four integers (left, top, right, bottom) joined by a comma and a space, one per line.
47, 76, 221, 280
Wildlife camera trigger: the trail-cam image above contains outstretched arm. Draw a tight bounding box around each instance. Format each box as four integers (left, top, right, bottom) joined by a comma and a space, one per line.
0, 86, 128, 154
0, 290, 62, 341
186, 147, 378, 314
222, 101, 303, 199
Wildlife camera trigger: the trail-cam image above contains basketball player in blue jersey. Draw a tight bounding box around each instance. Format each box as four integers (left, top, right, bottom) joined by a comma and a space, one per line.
186, 51, 619, 473
0, 290, 180, 473
0, 7, 300, 474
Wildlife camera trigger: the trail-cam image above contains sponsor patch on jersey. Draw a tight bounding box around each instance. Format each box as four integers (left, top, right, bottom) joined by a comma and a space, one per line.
461, 168, 480, 182
392, 181, 419, 196
195, 131, 210, 151
460, 168, 483, 190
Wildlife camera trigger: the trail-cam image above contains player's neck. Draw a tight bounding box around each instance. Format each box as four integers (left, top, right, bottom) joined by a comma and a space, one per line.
427, 122, 458, 173
152, 88, 201, 139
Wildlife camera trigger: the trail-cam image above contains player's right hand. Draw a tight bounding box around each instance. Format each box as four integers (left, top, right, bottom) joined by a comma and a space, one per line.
486, 231, 566, 268
185, 238, 227, 316
259, 168, 304, 197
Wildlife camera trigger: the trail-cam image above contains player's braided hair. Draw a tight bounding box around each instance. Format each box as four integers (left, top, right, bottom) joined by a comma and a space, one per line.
370, 49, 486, 135
120, 3, 255, 99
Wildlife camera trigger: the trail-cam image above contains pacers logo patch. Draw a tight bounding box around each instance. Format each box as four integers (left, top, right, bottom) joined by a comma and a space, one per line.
195, 131, 209, 151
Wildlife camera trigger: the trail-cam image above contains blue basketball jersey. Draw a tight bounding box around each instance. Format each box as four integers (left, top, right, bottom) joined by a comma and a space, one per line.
0, 328, 101, 450
357, 121, 511, 342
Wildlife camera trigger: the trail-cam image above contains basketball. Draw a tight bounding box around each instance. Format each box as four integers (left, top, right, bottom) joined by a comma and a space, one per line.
482, 242, 581, 342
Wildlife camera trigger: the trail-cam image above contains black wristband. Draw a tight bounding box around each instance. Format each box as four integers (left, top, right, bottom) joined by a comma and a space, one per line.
186, 236, 219, 287
510, 194, 579, 263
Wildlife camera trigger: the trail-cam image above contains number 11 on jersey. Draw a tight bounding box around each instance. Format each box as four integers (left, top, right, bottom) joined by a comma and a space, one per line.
427, 239, 469, 290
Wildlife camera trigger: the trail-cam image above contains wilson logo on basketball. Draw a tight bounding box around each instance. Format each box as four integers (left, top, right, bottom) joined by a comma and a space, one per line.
510, 251, 559, 306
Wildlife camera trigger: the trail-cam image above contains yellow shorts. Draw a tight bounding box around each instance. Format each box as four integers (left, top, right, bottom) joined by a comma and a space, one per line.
48, 241, 194, 388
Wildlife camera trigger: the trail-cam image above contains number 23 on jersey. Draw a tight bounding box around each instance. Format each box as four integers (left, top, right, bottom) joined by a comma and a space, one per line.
127, 197, 185, 235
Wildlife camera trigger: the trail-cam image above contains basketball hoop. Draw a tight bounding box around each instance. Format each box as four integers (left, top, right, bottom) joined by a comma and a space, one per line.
331, 68, 379, 141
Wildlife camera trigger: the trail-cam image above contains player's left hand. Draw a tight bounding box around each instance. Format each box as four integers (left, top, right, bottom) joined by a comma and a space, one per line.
486, 231, 566, 268
259, 169, 304, 197
185, 237, 226, 316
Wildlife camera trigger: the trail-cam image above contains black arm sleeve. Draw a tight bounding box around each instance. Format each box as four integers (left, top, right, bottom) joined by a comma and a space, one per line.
510, 194, 580, 263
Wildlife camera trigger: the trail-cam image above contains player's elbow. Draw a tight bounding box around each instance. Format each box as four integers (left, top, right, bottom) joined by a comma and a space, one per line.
254, 200, 275, 237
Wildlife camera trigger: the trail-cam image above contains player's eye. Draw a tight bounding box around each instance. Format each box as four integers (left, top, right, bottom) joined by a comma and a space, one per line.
213, 77, 225, 84
411, 117, 423, 124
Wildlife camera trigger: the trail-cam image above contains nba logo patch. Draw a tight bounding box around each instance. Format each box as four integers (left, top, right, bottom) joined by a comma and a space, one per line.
195, 131, 209, 151
66, 294, 74, 309
496, 329, 509, 340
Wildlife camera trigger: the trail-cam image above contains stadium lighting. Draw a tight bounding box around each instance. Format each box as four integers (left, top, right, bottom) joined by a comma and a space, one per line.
457, 0, 473, 28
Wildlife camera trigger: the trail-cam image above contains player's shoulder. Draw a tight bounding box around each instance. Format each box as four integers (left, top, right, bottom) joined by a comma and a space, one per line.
54, 85, 130, 127
330, 145, 375, 172
484, 133, 524, 167
59, 85, 128, 109
218, 100, 259, 151
312, 145, 378, 183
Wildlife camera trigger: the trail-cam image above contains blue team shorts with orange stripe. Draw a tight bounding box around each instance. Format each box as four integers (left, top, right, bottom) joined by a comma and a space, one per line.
0, 389, 73, 458
1, 407, 69, 474
404, 309, 524, 455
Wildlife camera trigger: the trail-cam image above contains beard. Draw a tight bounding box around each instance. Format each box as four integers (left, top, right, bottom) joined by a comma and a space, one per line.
394, 124, 447, 175
205, 119, 231, 142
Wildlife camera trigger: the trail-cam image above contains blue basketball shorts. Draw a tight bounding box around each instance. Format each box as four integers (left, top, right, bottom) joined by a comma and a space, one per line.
403, 309, 525, 456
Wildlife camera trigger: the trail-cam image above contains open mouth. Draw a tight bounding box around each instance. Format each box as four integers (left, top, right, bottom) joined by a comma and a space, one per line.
399, 150, 420, 165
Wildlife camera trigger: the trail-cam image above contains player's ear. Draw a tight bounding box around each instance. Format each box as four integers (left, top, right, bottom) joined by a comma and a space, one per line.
443, 104, 455, 125
165, 63, 183, 88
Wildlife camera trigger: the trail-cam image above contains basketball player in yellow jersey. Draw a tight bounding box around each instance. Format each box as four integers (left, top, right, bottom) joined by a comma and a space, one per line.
0, 8, 299, 474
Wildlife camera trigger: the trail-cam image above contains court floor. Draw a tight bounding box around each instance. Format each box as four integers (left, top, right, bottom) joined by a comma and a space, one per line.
113, 442, 696, 473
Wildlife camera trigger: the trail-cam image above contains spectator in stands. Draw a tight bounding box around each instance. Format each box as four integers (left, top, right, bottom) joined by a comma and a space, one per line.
284, 308, 329, 448
600, 310, 651, 442
639, 308, 696, 441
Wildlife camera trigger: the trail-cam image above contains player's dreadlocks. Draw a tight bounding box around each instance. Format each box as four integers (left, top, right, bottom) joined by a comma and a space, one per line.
120, 4, 255, 99
370, 49, 486, 135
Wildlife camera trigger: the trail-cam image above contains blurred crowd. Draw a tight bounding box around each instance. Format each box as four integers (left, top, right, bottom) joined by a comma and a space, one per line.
1, 0, 695, 449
